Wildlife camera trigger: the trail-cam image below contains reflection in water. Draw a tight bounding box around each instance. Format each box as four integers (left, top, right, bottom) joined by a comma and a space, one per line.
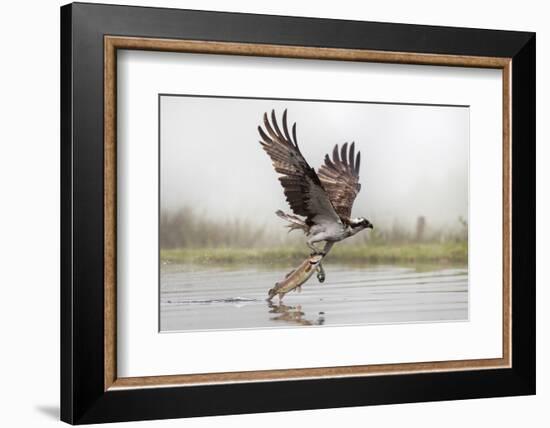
160, 264, 468, 332
268, 302, 325, 326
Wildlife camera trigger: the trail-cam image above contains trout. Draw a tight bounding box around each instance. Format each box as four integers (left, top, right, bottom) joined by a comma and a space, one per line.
267, 254, 324, 302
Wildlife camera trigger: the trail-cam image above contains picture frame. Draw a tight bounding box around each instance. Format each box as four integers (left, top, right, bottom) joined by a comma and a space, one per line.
60, 2, 535, 424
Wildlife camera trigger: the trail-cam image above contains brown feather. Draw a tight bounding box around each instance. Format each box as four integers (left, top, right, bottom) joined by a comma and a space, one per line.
292, 123, 298, 148
258, 110, 339, 223
349, 142, 355, 171
282, 109, 293, 143
318, 142, 362, 223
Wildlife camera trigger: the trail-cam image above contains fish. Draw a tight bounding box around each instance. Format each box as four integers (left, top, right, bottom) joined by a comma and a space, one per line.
267, 254, 324, 302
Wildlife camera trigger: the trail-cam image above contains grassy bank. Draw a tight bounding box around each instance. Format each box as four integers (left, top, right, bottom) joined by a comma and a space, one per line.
161, 241, 467, 265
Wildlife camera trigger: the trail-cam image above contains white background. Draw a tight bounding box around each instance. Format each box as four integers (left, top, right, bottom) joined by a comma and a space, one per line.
0, 0, 546, 427
118, 52, 502, 377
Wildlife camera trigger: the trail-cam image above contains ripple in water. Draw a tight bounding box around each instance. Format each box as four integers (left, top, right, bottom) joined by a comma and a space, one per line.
160, 264, 468, 332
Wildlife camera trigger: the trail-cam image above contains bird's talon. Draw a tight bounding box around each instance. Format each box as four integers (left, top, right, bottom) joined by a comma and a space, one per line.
310, 250, 326, 257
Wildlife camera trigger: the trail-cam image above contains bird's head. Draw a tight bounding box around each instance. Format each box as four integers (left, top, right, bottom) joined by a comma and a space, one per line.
350, 217, 374, 231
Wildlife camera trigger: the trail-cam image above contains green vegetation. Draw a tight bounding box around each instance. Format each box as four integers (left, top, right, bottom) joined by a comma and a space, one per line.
161, 241, 467, 266
160, 207, 468, 267
160, 207, 469, 249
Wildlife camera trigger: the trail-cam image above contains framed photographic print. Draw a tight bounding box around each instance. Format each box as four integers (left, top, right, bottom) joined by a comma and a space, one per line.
60, 2, 535, 424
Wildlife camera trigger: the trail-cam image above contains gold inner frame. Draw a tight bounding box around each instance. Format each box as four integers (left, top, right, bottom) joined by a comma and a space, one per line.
104, 35, 512, 391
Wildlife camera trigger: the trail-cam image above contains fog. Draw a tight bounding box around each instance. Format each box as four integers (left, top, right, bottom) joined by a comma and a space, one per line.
160, 96, 468, 232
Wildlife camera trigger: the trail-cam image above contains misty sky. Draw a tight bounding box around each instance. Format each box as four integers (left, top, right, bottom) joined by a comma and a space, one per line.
160, 96, 468, 231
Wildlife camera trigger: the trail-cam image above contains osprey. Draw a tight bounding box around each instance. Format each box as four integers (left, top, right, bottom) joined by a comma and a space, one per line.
259, 109, 373, 257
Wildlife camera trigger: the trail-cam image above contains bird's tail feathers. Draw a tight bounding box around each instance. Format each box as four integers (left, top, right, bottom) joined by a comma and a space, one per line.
275, 210, 309, 233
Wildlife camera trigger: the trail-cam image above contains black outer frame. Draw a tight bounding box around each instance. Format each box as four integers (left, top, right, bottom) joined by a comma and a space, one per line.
60, 2, 535, 424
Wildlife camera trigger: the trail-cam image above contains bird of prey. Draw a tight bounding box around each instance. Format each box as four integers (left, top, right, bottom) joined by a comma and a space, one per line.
258, 109, 373, 258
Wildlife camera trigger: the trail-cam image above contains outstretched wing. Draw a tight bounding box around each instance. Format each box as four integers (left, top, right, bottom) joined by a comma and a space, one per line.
258, 109, 340, 225
317, 142, 362, 223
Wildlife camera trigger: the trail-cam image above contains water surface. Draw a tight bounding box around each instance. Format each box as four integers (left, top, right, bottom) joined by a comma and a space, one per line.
160, 264, 468, 332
